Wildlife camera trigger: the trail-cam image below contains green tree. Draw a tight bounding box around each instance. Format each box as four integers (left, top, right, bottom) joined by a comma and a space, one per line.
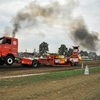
80, 50, 88, 56
50, 53, 58, 55
92, 52, 97, 57
58, 44, 68, 55
80, 50, 84, 56
68, 48, 73, 57
88, 52, 97, 58
84, 51, 88, 56
39, 42, 49, 55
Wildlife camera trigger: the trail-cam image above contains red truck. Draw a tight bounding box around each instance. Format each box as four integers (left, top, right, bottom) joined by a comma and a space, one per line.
0, 36, 81, 67
0, 36, 18, 65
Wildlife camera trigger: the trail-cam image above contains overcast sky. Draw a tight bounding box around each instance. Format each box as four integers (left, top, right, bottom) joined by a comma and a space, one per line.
0, 0, 100, 54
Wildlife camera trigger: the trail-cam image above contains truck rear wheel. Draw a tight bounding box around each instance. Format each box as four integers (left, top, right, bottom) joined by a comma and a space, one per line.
32, 60, 38, 68
6, 56, 14, 65
0, 60, 5, 65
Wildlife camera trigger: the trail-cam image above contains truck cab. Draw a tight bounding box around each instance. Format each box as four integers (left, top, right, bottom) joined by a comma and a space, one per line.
0, 36, 18, 65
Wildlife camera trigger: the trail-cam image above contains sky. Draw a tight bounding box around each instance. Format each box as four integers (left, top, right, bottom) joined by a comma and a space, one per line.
0, 0, 100, 54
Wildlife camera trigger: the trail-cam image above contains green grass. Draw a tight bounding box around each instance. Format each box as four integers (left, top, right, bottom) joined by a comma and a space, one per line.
90, 66, 100, 73
80, 60, 100, 62
0, 66, 100, 87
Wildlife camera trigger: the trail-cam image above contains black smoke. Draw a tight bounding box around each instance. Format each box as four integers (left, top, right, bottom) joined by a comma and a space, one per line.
68, 17, 99, 51
11, 1, 61, 37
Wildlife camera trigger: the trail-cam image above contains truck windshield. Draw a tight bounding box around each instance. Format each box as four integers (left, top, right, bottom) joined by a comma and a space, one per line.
0, 37, 4, 45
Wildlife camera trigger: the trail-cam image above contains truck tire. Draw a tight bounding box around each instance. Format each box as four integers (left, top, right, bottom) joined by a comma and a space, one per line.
0, 60, 5, 65
32, 60, 38, 68
6, 56, 14, 65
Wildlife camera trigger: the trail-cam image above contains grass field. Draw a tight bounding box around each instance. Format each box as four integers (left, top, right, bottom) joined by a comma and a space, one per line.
80, 60, 100, 62
0, 67, 100, 100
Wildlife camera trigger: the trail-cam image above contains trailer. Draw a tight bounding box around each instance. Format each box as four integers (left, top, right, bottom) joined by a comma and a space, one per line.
37, 46, 81, 67
15, 46, 81, 67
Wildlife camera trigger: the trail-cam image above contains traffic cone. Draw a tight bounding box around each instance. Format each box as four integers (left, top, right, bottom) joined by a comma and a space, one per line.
84, 65, 89, 75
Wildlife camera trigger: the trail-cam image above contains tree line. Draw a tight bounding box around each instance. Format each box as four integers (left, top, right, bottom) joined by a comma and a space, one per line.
39, 41, 100, 58
80, 50, 100, 58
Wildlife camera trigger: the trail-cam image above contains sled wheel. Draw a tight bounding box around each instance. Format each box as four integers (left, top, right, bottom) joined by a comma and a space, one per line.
32, 60, 38, 68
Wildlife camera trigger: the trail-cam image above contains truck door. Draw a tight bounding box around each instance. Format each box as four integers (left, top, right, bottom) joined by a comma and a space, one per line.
2, 38, 12, 54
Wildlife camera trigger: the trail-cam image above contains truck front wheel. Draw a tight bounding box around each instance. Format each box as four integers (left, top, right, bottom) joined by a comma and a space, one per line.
6, 56, 14, 65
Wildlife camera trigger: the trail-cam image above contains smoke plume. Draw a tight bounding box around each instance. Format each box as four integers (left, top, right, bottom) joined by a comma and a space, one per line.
11, 1, 61, 37
68, 16, 99, 51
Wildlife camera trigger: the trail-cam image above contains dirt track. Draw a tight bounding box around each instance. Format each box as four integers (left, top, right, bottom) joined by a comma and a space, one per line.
0, 68, 100, 100
0, 61, 100, 77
